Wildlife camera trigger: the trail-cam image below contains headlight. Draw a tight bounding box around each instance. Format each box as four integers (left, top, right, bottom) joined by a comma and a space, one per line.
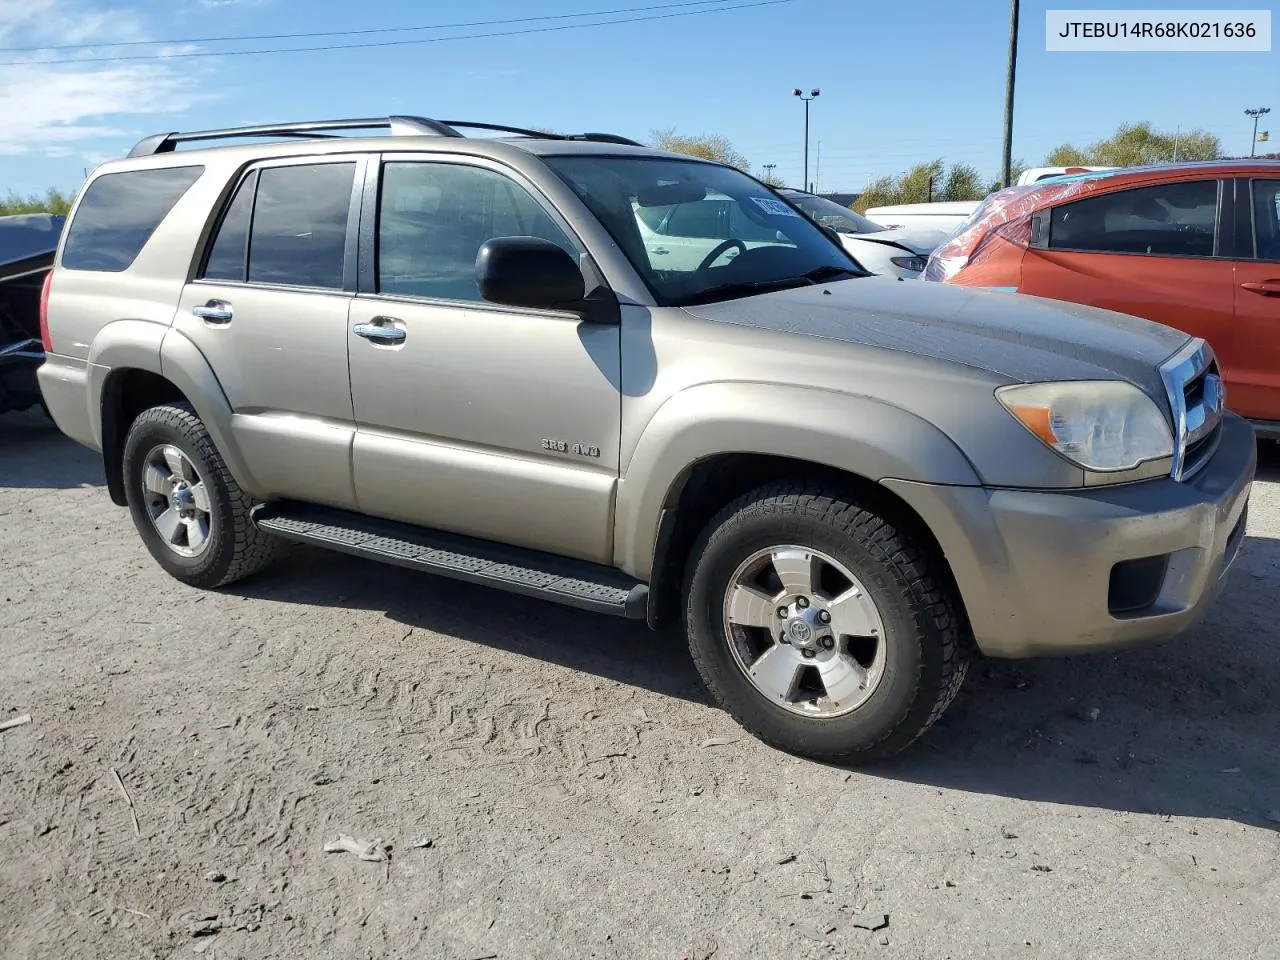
889, 255, 927, 273
996, 381, 1173, 472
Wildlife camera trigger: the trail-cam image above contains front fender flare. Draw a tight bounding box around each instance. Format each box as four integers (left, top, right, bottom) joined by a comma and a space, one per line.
613, 381, 981, 579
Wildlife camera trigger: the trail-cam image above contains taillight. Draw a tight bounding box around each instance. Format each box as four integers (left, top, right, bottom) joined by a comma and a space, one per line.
39, 269, 53, 353
967, 213, 1033, 268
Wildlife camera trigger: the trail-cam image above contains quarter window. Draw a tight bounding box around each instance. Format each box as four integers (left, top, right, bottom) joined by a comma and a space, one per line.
377, 162, 575, 302
202, 171, 256, 282
1249, 179, 1280, 261
61, 166, 204, 272
1047, 180, 1219, 258
247, 162, 355, 289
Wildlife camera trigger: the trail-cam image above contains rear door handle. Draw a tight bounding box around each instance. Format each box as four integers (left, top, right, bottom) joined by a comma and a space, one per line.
1240, 280, 1280, 296
192, 300, 233, 324
353, 319, 407, 344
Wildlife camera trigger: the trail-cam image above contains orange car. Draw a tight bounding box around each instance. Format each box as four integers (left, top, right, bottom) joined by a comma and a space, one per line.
924, 161, 1280, 434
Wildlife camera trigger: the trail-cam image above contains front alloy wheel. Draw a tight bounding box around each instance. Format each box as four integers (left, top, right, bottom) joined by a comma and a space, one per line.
724, 546, 887, 717
684, 481, 970, 763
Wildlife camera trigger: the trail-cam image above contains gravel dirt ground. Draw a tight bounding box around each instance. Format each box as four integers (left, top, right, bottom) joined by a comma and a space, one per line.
2, 406, 1279, 960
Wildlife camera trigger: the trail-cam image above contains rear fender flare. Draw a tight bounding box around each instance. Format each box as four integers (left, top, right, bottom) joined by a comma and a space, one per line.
89, 320, 261, 499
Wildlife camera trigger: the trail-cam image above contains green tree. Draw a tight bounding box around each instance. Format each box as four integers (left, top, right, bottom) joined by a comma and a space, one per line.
649, 128, 748, 168
853, 159, 994, 213
0, 188, 73, 216
1045, 143, 1090, 166
942, 163, 986, 200
853, 174, 900, 214
985, 159, 1028, 193
1044, 122, 1220, 168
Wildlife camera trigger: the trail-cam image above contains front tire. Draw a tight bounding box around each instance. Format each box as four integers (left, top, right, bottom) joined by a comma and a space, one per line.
122, 402, 279, 589
684, 481, 969, 763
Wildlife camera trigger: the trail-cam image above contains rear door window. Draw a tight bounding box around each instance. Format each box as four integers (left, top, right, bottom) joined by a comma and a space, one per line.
1248, 179, 1280, 261
1047, 180, 1219, 257
247, 162, 356, 289
61, 166, 204, 272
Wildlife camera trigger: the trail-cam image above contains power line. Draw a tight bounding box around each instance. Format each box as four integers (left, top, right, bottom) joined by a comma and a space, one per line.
0, 0, 796, 66
0, 0, 746, 53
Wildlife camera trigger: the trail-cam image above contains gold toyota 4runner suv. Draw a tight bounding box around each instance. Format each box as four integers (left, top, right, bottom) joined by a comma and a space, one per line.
37, 116, 1255, 762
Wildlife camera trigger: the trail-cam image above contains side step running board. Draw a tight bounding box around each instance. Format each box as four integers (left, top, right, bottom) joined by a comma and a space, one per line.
253, 503, 649, 620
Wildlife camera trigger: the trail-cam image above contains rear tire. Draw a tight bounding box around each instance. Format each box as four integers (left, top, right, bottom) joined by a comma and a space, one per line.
684, 481, 969, 763
122, 402, 279, 588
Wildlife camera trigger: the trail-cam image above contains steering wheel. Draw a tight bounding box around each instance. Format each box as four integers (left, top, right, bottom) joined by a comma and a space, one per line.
697, 238, 746, 272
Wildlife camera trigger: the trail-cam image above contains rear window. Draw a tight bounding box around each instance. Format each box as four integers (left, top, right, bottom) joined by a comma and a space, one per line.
61, 166, 204, 272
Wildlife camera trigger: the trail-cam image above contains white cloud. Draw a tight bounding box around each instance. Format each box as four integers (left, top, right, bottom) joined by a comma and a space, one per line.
0, 1, 214, 157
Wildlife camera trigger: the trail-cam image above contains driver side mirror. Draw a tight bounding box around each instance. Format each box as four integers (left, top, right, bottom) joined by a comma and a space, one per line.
475, 236, 620, 325
476, 236, 585, 309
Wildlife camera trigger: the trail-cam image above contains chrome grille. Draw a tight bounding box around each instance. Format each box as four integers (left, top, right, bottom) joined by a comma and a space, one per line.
1159, 338, 1224, 481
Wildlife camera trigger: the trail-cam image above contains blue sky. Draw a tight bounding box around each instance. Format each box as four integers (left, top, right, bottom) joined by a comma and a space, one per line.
0, 0, 1275, 196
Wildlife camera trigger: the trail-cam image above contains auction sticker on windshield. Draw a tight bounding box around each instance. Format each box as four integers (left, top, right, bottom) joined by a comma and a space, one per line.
1046, 9, 1271, 51
750, 197, 802, 217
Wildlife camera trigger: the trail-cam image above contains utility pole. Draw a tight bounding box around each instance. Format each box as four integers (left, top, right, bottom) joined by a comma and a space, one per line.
1001, 0, 1020, 188
1173, 125, 1180, 161
815, 141, 821, 193
793, 87, 820, 192
1246, 107, 1271, 157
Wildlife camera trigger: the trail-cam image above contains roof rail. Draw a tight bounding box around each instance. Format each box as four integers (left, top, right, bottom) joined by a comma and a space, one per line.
125, 115, 645, 159
127, 116, 462, 158
440, 121, 643, 147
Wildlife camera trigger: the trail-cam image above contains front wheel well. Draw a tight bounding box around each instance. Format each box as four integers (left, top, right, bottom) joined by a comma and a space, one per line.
100, 368, 188, 506
645, 453, 968, 635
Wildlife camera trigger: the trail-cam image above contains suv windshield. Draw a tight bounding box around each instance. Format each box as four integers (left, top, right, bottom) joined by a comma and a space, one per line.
785, 193, 885, 235
543, 156, 862, 306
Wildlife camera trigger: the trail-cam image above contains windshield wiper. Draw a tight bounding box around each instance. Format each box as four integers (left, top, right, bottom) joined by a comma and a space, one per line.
676, 265, 864, 307
802, 264, 864, 282
675, 276, 814, 307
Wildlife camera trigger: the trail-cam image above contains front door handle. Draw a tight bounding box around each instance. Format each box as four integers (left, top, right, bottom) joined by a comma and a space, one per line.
353, 319, 407, 344
192, 300, 233, 324
1241, 280, 1280, 296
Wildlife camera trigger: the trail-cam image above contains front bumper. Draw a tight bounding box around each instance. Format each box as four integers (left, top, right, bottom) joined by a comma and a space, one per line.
883, 412, 1256, 658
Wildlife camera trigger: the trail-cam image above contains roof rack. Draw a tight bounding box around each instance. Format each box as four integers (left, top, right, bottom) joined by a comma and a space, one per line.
127, 116, 460, 158
440, 121, 643, 147
127, 115, 643, 158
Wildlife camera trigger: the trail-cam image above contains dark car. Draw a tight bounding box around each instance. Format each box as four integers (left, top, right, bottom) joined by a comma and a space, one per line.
0, 213, 64, 415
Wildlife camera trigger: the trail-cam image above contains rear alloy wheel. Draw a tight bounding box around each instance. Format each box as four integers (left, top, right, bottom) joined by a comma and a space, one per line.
139, 443, 213, 558
122, 402, 279, 588
685, 481, 970, 763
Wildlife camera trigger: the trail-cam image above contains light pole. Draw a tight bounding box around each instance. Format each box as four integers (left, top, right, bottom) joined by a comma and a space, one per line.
793, 87, 820, 192
762, 162, 777, 184
1001, 0, 1020, 188
1246, 107, 1271, 157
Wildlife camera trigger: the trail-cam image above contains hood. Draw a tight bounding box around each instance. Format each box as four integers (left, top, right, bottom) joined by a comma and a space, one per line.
850, 225, 952, 256
681, 276, 1188, 404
